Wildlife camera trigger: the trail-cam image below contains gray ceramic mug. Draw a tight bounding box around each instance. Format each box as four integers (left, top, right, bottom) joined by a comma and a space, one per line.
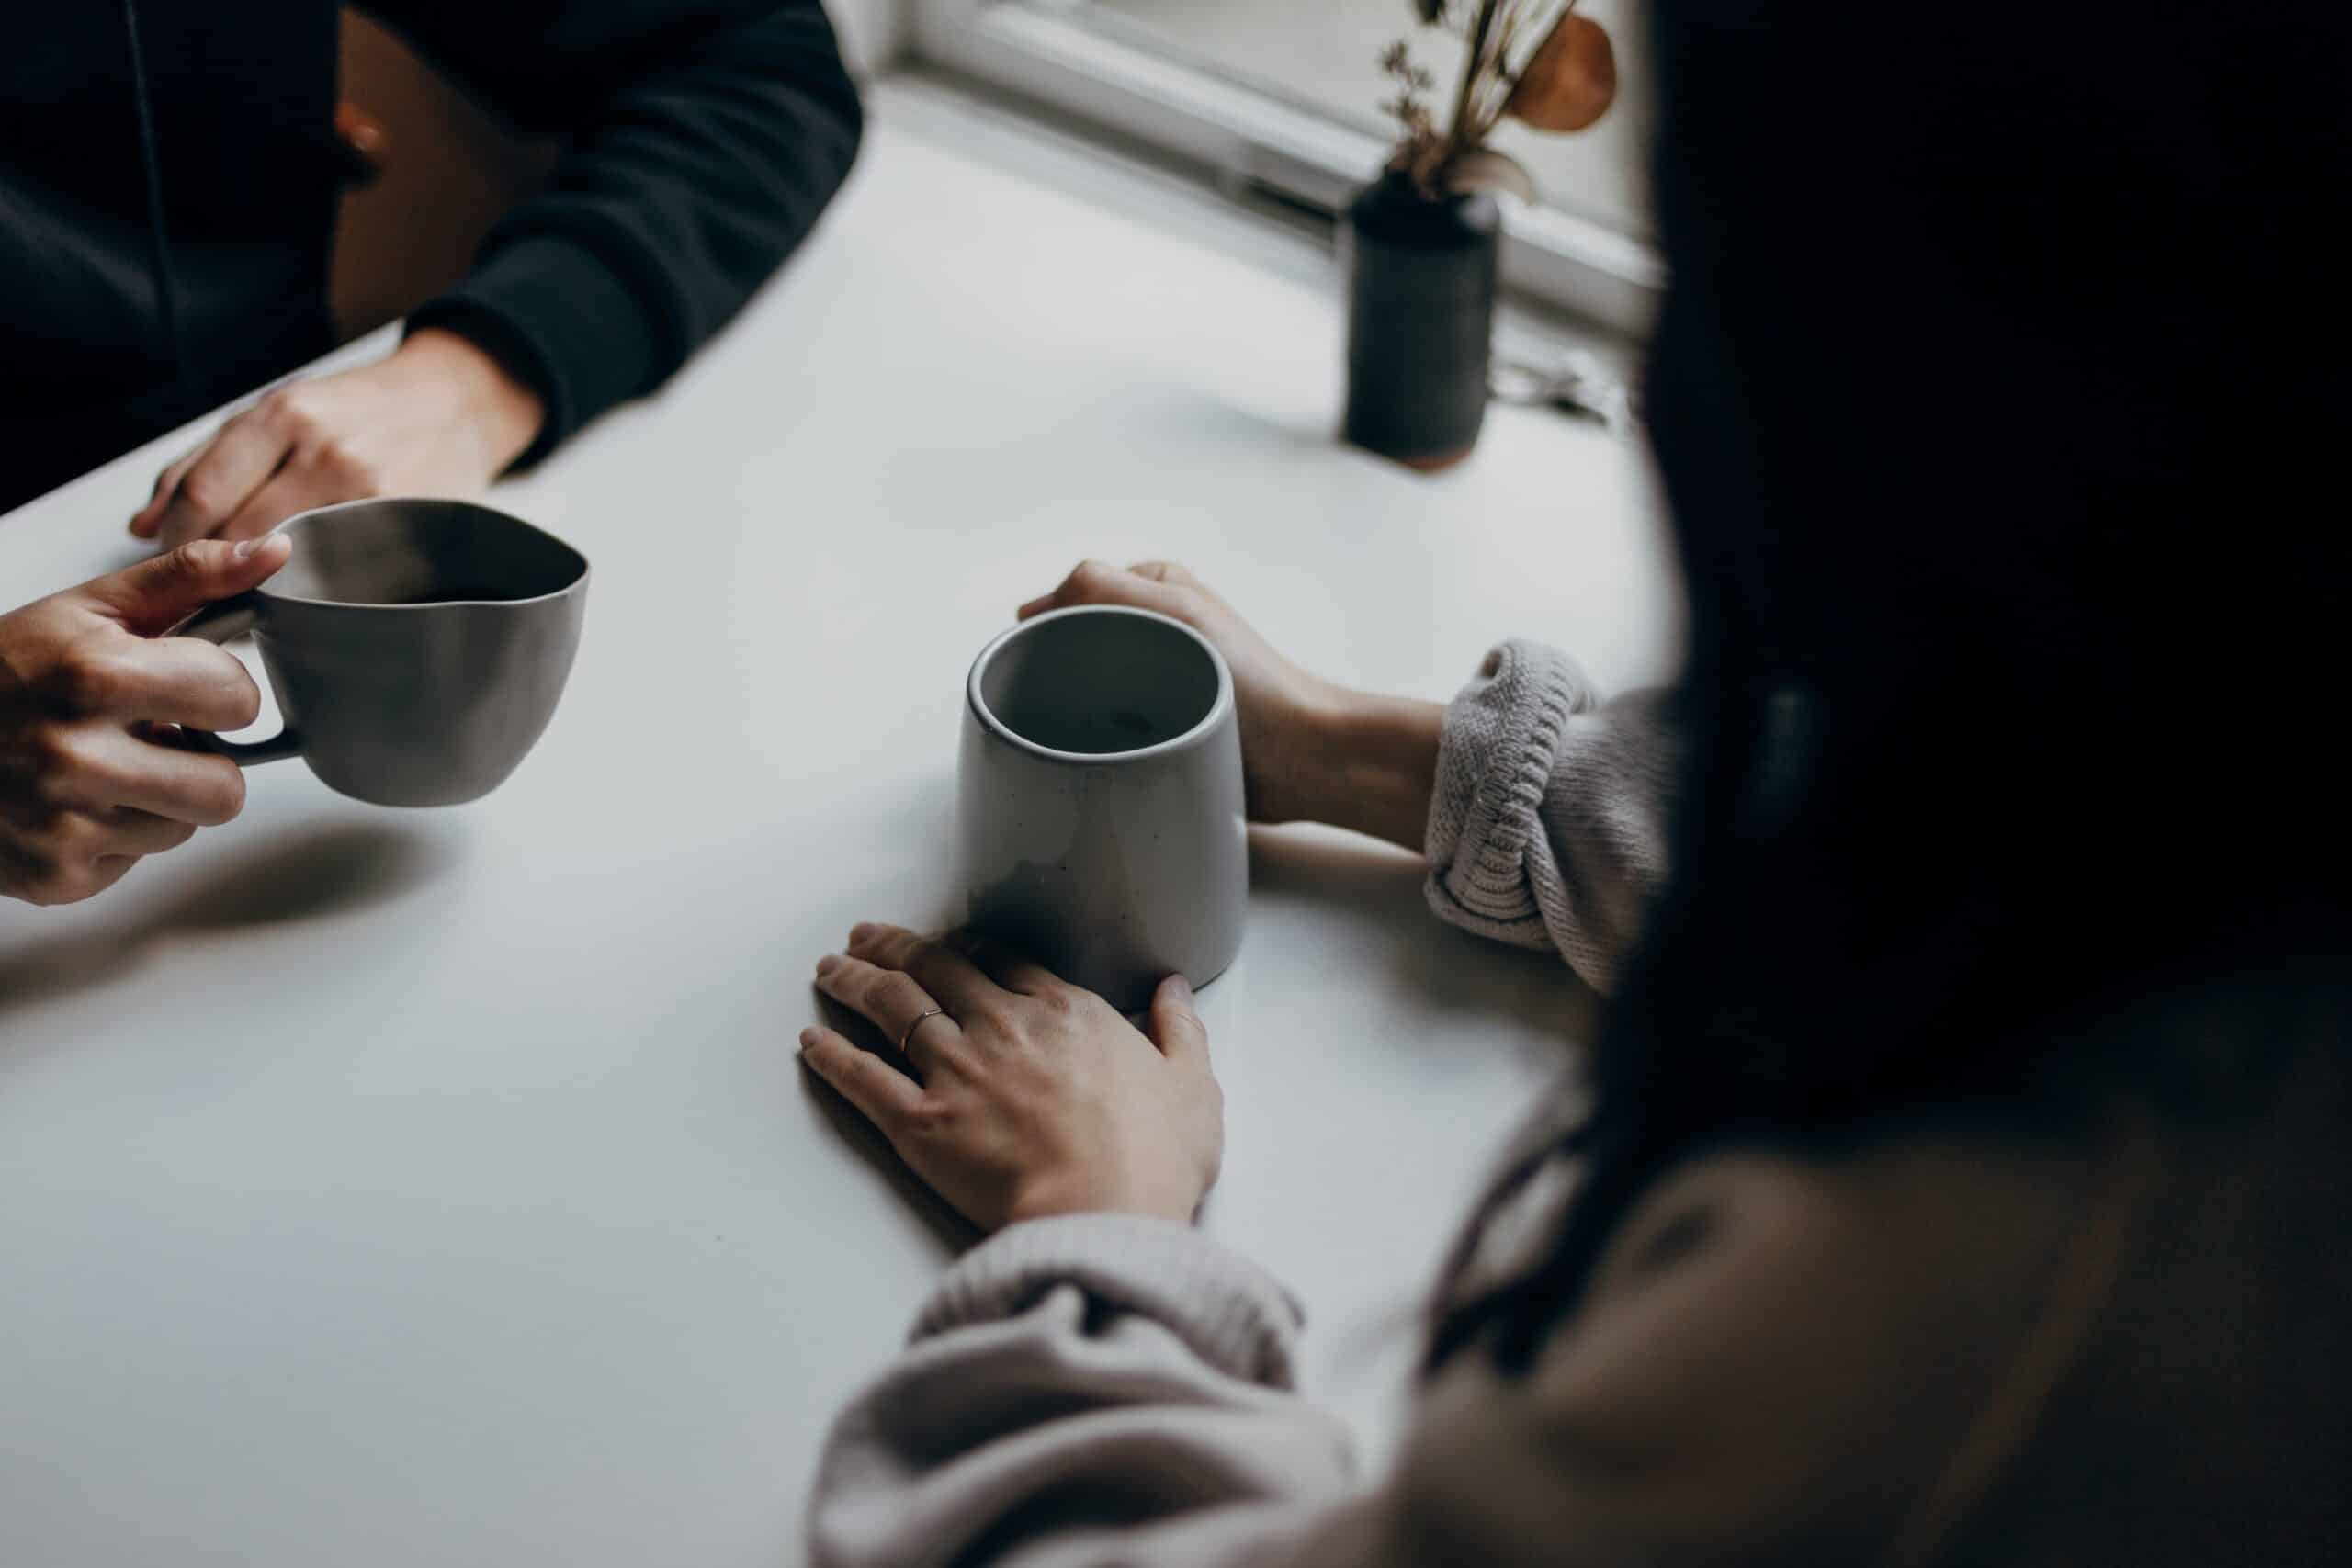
959, 604, 1248, 1011
176, 498, 590, 807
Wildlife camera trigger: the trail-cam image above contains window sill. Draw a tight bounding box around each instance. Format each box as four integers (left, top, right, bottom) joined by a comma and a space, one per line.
873, 70, 1649, 423
908, 0, 1664, 339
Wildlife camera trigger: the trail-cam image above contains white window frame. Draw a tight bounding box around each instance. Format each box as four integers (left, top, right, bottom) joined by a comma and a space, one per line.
909, 0, 1664, 337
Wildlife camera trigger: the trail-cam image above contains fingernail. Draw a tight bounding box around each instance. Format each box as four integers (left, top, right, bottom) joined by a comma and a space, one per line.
234, 536, 262, 558
1169, 974, 1194, 1003
797, 1028, 821, 1052
848, 922, 874, 945
815, 953, 841, 976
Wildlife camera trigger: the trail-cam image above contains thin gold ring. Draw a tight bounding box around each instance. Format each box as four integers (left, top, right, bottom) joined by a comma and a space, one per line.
899, 1007, 948, 1055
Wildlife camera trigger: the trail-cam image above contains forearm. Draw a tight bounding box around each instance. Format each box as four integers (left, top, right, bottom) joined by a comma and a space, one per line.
1268, 641, 1681, 990
1277, 688, 1445, 854
389, 328, 545, 473
810, 1215, 1355, 1568
384, 0, 863, 457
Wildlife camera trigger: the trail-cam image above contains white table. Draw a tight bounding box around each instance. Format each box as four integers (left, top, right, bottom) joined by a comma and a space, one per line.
0, 87, 1679, 1568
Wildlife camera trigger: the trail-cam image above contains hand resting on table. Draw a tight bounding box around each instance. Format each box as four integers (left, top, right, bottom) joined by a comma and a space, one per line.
800, 922, 1223, 1234
129, 329, 544, 552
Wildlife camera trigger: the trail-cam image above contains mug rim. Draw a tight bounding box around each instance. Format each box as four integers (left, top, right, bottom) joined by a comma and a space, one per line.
967, 604, 1236, 766
253, 497, 591, 610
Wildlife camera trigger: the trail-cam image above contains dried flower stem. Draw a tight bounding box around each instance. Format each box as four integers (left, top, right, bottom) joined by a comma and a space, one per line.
1442, 1, 1503, 169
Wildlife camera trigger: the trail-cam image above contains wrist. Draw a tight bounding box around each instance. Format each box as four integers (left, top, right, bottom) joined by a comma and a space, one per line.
398, 327, 546, 475
1003, 1176, 1203, 1231
1246, 675, 1351, 826
1295, 685, 1444, 853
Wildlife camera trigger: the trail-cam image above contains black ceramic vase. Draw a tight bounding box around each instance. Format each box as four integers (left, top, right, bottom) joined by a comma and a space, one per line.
1340, 172, 1501, 470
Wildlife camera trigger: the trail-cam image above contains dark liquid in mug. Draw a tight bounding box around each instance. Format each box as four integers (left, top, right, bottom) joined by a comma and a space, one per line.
978, 615, 1222, 754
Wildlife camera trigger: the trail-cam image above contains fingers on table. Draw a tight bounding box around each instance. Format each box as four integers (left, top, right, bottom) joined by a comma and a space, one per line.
1145, 974, 1209, 1065
814, 951, 966, 1074
942, 929, 1061, 995
147, 406, 296, 548
130, 448, 202, 537
214, 469, 343, 545
844, 922, 1009, 1013
798, 1026, 924, 1130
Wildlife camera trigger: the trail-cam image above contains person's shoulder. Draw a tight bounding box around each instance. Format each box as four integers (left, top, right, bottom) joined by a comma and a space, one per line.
1393, 1134, 2093, 1567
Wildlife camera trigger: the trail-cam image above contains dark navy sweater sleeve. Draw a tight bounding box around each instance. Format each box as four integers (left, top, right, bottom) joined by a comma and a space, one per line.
372, 0, 862, 462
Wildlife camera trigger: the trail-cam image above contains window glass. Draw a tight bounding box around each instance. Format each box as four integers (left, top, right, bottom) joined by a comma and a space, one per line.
1037, 0, 1655, 239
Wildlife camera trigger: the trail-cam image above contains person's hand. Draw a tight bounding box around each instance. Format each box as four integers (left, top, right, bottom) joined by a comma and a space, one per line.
129, 328, 544, 550
1020, 560, 1443, 851
1, 536, 291, 905
799, 923, 1223, 1233
1020, 560, 1345, 823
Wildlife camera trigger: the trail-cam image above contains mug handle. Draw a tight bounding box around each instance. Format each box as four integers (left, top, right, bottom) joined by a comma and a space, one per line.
174, 592, 302, 766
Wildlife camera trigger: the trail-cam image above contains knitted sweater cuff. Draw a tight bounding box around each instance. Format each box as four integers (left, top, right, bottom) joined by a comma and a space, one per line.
913, 1214, 1307, 1390
1425, 638, 1599, 940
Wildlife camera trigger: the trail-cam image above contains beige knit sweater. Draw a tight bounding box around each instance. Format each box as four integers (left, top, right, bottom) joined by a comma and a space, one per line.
806, 642, 2331, 1568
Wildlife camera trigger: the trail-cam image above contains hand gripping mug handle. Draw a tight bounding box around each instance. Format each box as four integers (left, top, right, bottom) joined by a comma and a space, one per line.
173, 592, 303, 766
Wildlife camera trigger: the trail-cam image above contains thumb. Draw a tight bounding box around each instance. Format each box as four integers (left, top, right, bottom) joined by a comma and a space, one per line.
1145, 974, 1208, 1065
80, 535, 294, 636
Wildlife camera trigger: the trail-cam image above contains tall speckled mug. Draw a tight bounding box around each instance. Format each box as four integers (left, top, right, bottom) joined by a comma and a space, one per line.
175, 498, 589, 807
958, 605, 1248, 1012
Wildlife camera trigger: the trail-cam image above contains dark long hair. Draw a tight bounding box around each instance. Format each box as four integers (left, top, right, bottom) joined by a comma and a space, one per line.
1432, 0, 2352, 1371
